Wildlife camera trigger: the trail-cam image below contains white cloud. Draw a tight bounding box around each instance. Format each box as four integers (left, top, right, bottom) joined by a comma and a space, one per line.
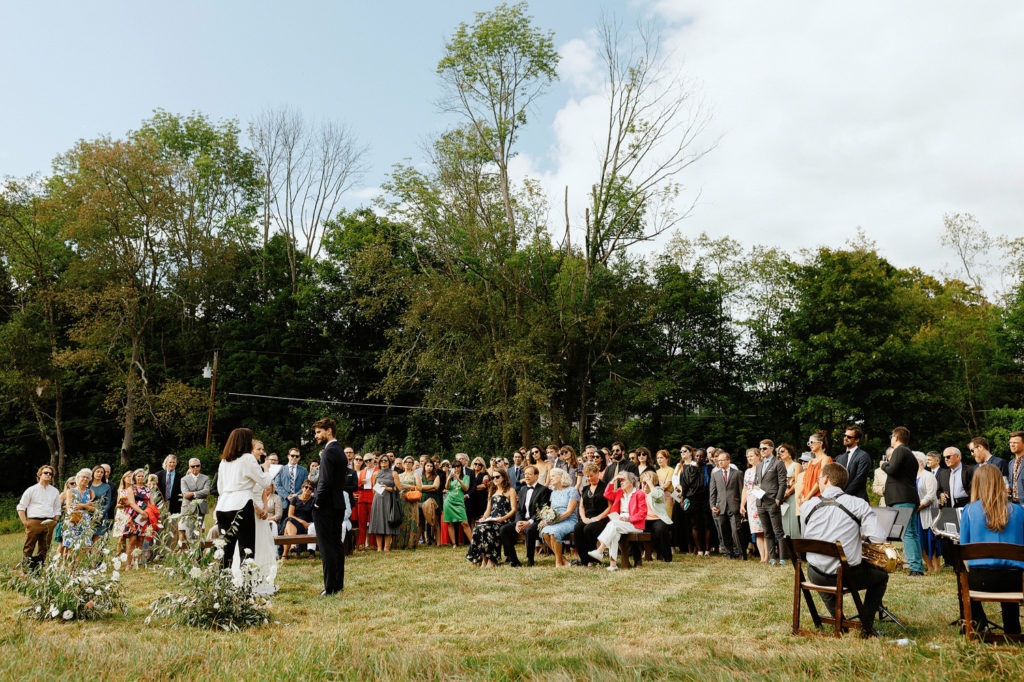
529, 1, 1024, 282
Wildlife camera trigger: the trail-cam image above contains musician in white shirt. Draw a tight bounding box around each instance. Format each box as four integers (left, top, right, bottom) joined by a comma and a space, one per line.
17, 465, 62, 568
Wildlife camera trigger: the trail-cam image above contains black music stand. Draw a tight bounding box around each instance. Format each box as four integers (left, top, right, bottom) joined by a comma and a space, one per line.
869, 506, 911, 632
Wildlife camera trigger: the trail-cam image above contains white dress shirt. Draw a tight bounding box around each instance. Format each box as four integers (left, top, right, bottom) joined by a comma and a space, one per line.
216, 453, 275, 512
950, 464, 967, 500
801, 486, 885, 574
17, 483, 62, 519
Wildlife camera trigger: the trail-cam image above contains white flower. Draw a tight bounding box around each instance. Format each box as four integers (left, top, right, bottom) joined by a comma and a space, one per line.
189, 567, 202, 579
111, 571, 120, 581
213, 602, 220, 609
98, 562, 106, 572
213, 549, 224, 561
49, 608, 58, 618
102, 548, 110, 555
62, 610, 74, 620
243, 548, 252, 556
119, 553, 128, 562
95, 589, 103, 596
144, 616, 152, 624
213, 538, 226, 549
112, 559, 122, 570
34, 606, 41, 614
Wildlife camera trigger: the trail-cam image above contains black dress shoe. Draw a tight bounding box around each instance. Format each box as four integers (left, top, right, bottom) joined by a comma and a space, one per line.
526, 560, 535, 567
508, 561, 522, 568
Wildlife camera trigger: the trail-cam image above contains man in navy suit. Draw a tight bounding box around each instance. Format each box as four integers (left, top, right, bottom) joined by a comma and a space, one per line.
968, 436, 1009, 477
312, 418, 348, 595
274, 447, 308, 514
156, 454, 183, 515
835, 425, 872, 502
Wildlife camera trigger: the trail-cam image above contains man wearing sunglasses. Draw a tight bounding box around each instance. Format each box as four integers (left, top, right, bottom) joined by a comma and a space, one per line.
179, 458, 212, 546
835, 425, 872, 502
16, 465, 62, 569
274, 447, 309, 514
602, 441, 638, 485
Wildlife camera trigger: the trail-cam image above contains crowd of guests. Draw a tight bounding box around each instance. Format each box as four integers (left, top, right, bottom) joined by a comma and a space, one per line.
15, 427, 1024, 633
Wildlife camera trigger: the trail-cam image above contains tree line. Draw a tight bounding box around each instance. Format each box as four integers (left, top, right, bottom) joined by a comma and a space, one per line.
2, 2, 1023, 489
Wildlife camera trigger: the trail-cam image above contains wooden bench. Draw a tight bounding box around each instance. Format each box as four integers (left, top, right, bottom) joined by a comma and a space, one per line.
618, 532, 653, 569
202, 534, 318, 549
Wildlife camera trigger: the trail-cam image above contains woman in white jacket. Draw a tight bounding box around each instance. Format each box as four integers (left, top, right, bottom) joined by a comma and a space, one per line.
914, 451, 941, 573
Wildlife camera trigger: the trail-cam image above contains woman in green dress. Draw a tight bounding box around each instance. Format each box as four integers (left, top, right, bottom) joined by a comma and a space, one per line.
777, 443, 802, 539
443, 460, 472, 547
394, 457, 420, 550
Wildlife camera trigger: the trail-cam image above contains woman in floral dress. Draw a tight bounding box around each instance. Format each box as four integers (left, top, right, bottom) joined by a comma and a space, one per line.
123, 469, 155, 568
393, 457, 420, 550
61, 469, 97, 555
741, 449, 766, 562
466, 470, 516, 567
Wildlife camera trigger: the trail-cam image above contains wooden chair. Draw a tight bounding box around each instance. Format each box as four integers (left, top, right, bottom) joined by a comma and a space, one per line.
950, 542, 1024, 643
786, 537, 868, 637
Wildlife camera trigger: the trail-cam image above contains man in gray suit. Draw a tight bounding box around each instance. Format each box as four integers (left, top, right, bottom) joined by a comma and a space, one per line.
178, 458, 212, 546
755, 440, 789, 564
710, 451, 745, 559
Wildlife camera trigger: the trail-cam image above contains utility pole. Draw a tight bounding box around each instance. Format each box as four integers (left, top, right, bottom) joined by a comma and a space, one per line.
204, 350, 219, 448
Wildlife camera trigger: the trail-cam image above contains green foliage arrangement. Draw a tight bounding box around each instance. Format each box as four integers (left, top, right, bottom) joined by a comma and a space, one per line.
3, 550, 127, 622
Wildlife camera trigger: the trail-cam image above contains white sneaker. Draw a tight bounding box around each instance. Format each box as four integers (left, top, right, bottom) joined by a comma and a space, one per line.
606, 564, 618, 572
588, 549, 604, 562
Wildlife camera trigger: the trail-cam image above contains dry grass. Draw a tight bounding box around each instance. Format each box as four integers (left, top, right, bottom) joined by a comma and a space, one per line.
0, 533, 1021, 681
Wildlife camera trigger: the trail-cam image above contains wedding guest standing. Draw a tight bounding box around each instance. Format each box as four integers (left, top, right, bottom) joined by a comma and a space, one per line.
215, 428, 275, 570
16, 465, 61, 569
394, 456, 420, 550
418, 460, 443, 545
442, 460, 472, 547
61, 469, 97, 555
274, 448, 308, 514
124, 469, 155, 568
741, 449, 766, 562
89, 465, 112, 542
310, 418, 348, 595
179, 458, 211, 545
777, 444, 802, 540
156, 454, 183, 516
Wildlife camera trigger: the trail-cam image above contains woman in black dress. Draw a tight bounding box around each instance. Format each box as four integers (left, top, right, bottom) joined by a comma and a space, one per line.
467, 457, 491, 525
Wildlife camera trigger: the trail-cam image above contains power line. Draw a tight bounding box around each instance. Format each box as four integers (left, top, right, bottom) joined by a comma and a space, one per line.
223, 391, 483, 413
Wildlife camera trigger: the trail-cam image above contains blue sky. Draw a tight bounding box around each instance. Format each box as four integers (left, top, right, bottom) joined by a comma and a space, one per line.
0, 1, 630, 184
3, 1, 1022, 289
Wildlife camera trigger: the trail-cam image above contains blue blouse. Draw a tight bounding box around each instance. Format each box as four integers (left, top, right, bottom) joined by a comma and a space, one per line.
959, 501, 1024, 569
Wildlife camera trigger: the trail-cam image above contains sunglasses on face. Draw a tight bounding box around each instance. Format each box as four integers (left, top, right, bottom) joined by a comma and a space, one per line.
759, 446, 770, 451
190, 465, 200, 469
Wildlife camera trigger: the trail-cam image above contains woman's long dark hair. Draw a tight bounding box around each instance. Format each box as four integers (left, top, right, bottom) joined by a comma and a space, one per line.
221, 428, 254, 462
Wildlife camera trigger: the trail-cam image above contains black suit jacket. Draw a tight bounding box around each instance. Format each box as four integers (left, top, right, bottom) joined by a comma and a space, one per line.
982, 456, 1010, 478
881, 444, 920, 506
937, 464, 976, 507
156, 468, 184, 515
601, 460, 639, 486
314, 441, 349, 512
836, 447, 872, 501
515, 484, 551, 524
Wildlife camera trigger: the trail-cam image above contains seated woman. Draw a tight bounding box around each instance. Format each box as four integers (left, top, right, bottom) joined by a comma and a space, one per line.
640, 470, 673, 562
589, 471, 647, 571
960, 464, 1024, 634
466, 470, 516, 567
281, 482, 315, 558
539, 468, 581, 568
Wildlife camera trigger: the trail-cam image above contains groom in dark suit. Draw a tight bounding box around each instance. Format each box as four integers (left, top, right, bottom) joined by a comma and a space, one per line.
312, 417, 348, 595
500, 465, 551, 567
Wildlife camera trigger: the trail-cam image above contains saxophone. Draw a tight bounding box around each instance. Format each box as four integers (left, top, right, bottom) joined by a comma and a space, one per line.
862, 542, 904, 573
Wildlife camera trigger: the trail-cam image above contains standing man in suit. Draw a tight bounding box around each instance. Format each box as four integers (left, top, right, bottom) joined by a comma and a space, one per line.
311, 417, 348, 596
602, 442, 639, 485
157, 455, 183, 515
755, 439, 789, 564
499, 465, 551, 567
710, 451, 745, 559
1009, 431, 1024, 504
508, 451, 525, 493
968, 436, 1009, 477
274, 447, 308, 514
178, 458, 212, 546
937, 446, 975, 509
836, 425, 872, 502
882, 426, 923, 576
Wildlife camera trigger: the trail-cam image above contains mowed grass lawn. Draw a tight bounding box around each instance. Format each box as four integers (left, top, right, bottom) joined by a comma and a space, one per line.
0, 532, 1021, 681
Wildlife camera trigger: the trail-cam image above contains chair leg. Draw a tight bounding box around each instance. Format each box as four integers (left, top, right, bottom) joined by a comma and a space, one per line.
793, 568, 802, 635
834, 574, 844, 637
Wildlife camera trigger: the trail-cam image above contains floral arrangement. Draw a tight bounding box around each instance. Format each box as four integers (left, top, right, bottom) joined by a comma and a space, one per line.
3, 550, 127, 622
147, 538, 273, 631
537, 505, 557, 525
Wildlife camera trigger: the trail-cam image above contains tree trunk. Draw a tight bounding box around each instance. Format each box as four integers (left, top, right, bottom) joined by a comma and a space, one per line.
120, 338, 141, 468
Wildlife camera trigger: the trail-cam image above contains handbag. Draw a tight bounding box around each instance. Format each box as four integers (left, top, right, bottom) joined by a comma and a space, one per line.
388, 493, 404, 526
403, 490, 422, 502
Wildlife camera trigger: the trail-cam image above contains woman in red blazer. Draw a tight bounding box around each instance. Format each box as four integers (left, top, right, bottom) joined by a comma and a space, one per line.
587, 471, 647, 571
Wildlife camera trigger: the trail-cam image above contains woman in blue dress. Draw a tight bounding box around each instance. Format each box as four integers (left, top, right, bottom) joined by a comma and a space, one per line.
540, 468, 580, 567
62, 469, 97, 556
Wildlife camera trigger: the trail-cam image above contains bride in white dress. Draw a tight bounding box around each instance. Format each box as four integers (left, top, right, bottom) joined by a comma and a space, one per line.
232, 473, 280, 595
